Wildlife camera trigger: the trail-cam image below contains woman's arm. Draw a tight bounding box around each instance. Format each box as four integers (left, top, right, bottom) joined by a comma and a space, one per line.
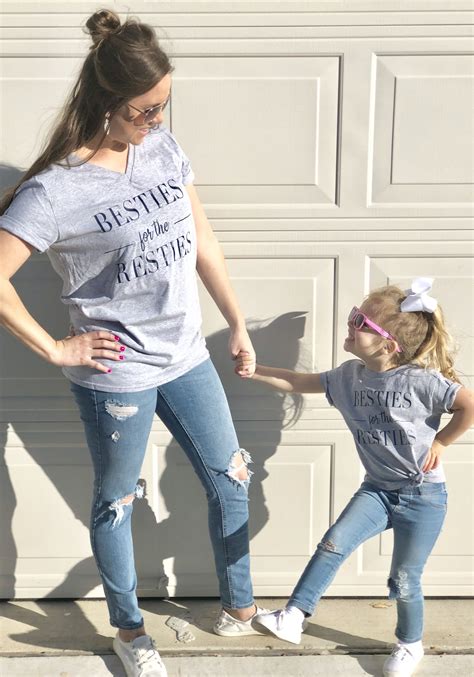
0, 230, 122, 373
0, 231, 57, 362
422, 386, 474, 471
235, 355, 324, 393
187, 184, 255, 375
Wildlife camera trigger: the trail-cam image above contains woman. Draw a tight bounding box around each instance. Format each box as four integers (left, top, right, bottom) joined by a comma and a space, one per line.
0, 9, 264, 677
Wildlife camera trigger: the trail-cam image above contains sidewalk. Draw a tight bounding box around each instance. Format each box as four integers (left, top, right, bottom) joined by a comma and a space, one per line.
1, 598, 473, 675
1, 653, 473, 676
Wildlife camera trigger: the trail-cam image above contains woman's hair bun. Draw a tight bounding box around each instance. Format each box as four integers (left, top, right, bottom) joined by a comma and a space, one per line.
85, 9, 121, 47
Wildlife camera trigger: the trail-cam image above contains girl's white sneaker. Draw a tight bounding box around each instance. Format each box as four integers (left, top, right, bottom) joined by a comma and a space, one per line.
383, 643, 424, 676
113, 633, 168, 677
254, 606, 305, 645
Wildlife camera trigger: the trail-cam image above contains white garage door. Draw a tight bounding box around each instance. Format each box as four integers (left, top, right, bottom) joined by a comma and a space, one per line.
0, 1, 472, 599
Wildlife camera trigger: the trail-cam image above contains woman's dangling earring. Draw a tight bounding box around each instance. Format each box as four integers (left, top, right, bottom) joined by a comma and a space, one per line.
104, 112, 111, 135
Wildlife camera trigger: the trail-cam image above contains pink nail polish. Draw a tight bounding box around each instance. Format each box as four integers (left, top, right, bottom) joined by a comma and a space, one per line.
119, 355, 124, 360
107, 368, 112, 373
120, 346, 126, 352
114, 335, 119, 341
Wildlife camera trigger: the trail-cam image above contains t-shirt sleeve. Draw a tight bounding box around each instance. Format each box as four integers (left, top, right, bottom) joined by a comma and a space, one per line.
319, 360, 359, 409
162, 128, 195, 185
319, 366, 341, 407
179, 144, 195, 185
430, 373, 462, 414
158, 127, 194, 186
0, 177, 59, 253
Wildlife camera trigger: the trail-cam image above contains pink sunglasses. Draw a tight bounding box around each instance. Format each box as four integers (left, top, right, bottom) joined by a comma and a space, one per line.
348, 307, 402, 353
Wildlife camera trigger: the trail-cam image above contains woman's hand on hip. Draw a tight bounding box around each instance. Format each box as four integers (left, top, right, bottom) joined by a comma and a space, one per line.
229, 327, 256, 378
51, 330, 125, 373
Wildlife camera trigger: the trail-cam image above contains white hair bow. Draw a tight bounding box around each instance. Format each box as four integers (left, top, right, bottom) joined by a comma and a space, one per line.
400, 277, 438, 313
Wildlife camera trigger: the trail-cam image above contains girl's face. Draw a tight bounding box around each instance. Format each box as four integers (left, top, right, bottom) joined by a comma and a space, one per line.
343, 301, 389, 362
106, 74, 172, 147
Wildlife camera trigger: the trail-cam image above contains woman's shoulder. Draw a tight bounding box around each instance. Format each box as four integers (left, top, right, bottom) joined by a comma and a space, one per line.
16, 162, 71, 200
144, 125, 183, 156
143, 125, 193, 184
11, 170, 50, 205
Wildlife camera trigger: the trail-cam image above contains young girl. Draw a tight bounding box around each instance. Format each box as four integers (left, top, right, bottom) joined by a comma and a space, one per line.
236, 278, 474, 677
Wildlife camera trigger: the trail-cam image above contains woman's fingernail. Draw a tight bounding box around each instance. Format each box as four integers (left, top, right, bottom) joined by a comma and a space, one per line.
120, 346, 125, 352
114, 335, 119, 341
107, 368, 112, 373
119, 355, 125, 360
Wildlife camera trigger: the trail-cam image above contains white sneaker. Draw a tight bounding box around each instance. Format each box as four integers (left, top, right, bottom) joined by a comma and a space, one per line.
113, 633, 168, 677
383, 643, 424, 676
213, 605, 270, 636
253, 606, 305, 645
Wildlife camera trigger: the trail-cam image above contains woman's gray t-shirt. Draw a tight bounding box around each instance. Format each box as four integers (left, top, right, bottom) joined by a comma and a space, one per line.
320, 360, 461, 489
0, 127, 209, 391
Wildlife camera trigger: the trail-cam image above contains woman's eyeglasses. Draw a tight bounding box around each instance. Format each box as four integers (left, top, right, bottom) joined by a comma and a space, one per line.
128, 95, 170, 124
348, 307, 402, 353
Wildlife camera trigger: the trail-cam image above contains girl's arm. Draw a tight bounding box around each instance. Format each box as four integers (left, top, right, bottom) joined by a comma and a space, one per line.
187, 184, 255, 376
422, 386, 474, 471
236, 355, 324, 393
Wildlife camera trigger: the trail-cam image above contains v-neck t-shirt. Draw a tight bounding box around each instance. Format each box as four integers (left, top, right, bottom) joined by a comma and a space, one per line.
0, 126, 209, 392
320, 359, 461, 489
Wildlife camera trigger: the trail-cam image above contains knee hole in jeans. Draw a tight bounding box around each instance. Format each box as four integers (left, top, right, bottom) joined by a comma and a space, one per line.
109, 481, 145, 528
388, 571, 412, 601
317, 538, 345, 556
225, 449, 253, 488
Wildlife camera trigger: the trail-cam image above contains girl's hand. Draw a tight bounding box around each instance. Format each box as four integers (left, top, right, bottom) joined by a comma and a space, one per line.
229, 327, 256, 377
52, 330, 125, 374
422, 438, 446, 472
234, 350, 256, 378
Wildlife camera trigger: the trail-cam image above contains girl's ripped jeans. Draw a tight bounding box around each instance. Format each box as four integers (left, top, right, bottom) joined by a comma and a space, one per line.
289, 480, 447, 643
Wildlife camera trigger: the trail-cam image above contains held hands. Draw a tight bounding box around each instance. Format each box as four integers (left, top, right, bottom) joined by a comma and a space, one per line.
234, 350, 256, 378
229, 327, 256, 378
422, 438, 446, 472
51, 330, 126, 374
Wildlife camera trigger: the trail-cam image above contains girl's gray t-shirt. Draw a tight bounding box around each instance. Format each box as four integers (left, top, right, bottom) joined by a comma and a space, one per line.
320, 360, 461, 489
0, 127, 209, 392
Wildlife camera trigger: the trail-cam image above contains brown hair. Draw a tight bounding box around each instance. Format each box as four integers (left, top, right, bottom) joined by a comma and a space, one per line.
364, 285, 461, 383
0, 9, 172, 214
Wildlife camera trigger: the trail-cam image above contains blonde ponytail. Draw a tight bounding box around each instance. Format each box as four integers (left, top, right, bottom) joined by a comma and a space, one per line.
410, 306, 460, 383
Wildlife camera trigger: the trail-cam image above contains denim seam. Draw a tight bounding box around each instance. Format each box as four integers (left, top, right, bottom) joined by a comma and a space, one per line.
156, 385, 235, 608
90, 390, 117, 626
90, 389, 102, 568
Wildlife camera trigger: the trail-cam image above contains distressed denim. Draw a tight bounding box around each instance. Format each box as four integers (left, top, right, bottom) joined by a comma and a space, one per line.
289, 481, 447, 643
70, 358, 254, 629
